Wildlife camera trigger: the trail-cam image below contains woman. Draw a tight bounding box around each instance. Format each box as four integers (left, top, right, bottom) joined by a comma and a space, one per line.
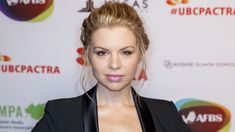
32, 2, 191, 132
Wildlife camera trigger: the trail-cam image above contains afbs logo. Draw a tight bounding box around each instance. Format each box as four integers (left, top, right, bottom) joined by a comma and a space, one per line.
0, 0, 54, 22
176, 99, 231, 132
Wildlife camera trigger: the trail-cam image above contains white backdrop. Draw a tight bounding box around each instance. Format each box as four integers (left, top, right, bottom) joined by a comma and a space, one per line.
0, 0, 234, 131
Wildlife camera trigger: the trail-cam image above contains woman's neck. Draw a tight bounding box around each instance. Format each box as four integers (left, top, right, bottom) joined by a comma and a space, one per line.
96, 84, 134, 107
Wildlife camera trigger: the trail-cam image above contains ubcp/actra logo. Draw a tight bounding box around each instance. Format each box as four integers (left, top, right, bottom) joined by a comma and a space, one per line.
0, 52, 60, 74
0, 53, 11, 62
0, 0, 54, 22
176, 99, 231, 131
166, 0, 189, 6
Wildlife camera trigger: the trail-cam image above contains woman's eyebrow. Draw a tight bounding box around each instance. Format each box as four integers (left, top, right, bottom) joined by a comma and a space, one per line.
93, 46, 108, 50
120, 46, 136, 51
93, 46, 136, 51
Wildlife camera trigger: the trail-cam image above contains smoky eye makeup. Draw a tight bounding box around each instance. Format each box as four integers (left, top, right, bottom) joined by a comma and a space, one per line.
121, 46, 136, 55
95, 50, 108, 56
121, 50, 133, 56
93, 47, 109, 56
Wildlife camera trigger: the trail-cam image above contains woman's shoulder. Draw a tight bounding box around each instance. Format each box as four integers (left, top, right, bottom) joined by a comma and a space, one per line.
140, 96, 178, 116
48, 95, 82, 104
45, 87, 95, 110
140, 96, 174, 108
44, 95, 84, 113
32, 95, 85, 131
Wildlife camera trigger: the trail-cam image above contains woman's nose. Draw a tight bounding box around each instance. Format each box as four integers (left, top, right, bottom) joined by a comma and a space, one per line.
108, 54, 121, 70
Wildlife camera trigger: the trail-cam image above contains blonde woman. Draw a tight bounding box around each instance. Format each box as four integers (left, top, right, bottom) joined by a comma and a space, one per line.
32, 2, 191, 132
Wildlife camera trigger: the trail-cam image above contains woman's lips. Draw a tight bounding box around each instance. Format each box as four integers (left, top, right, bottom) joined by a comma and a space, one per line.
106, 74, 124, 82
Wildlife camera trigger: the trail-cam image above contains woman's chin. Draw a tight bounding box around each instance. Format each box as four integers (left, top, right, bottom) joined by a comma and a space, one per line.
98, 83, 131, 92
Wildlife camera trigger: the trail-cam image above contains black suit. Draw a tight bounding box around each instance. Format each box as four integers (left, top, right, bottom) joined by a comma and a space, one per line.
32, 86, 191, 132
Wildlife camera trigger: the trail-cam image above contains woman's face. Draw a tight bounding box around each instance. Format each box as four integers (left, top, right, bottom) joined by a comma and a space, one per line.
88, 26, 141, 91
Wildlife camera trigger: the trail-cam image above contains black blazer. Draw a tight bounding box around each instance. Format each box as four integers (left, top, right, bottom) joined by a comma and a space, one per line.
32, 86, 191, 132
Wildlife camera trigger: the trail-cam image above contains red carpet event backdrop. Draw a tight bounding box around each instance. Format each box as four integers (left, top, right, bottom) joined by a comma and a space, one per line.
0, 0, 234, 131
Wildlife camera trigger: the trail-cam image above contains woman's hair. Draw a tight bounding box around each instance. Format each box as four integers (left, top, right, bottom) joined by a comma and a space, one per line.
79, 2, 149, 92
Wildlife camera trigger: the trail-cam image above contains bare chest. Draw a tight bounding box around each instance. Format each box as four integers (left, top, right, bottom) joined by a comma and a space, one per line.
98, 106, 142, 132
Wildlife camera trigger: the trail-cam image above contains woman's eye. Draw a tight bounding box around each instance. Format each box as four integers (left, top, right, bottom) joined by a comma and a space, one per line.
122, 51, 132, 56
96, 51, 108, 56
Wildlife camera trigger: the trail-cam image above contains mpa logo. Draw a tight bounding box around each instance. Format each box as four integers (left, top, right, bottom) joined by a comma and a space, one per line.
166, 0, 189, 6
25, 103, 46, 120
176, 99, 231, 131
0, 0, 54, 22
0, 53, 11, 62
0, 103, 45, 120
0, 103, 45, 131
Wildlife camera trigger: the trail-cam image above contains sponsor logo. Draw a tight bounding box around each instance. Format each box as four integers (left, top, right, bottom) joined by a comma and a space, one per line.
25, 103, 45, 120
133, 69, 147, 81
76, 47, 147, 80
166, 0, 189, 6
76, 47, 85, 65
176, 99, 231, 131
0, 64, 60, 74
0, 104, 45, 120
79, 0, 94, 12
0, 103, 45, 130
0, 53, 11, 62
0, 53, 61, 74
79, 0, 148, 13
166, 0, 235, 16
163, 60, 235, 69
0, 0, 54, 22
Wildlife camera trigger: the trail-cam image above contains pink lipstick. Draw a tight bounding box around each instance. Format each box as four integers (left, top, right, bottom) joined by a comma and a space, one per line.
106, 74, 123, 82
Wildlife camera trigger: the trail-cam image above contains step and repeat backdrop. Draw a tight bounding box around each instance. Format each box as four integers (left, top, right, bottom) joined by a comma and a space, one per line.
0, 0, 234, 131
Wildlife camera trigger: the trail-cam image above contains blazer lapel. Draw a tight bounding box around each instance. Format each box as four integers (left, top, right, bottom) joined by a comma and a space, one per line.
132, 89, 167, 132
82, 86, 99, 132
132, 88, 157, 132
